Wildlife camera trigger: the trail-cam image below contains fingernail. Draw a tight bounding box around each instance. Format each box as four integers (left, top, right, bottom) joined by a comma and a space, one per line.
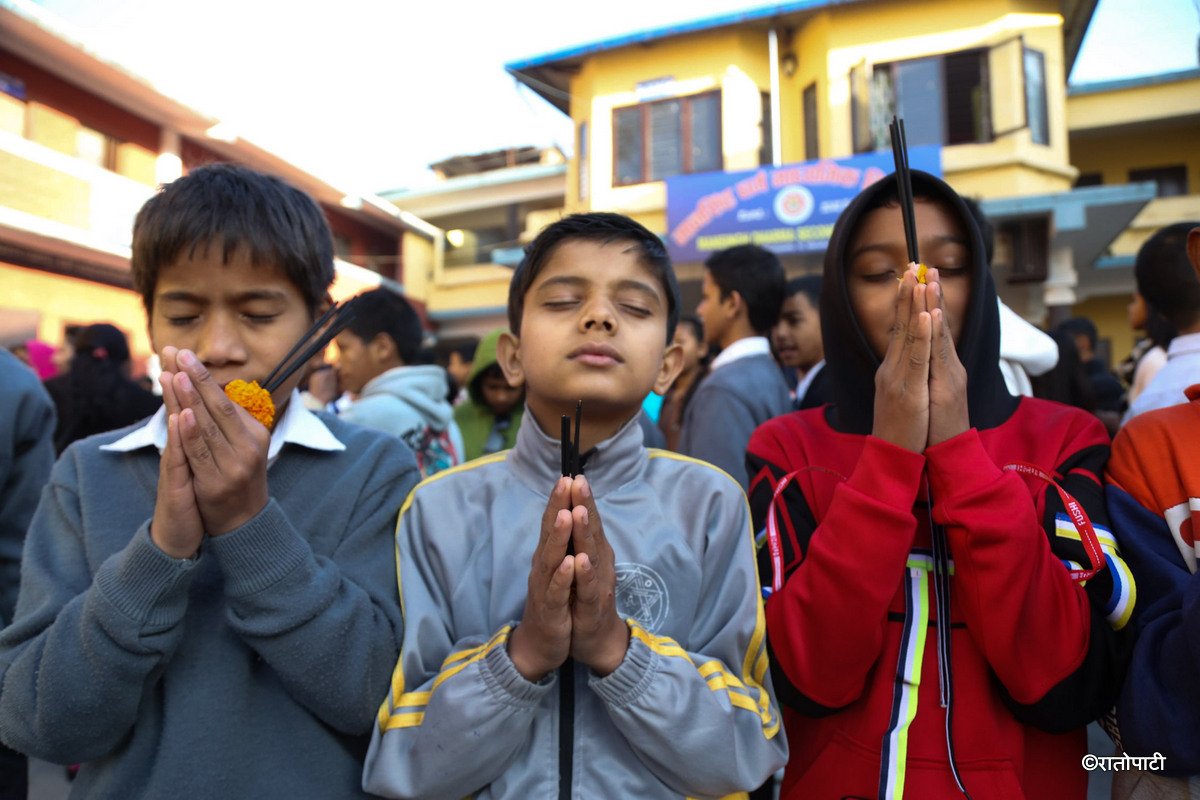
179, 350, 197, 367
178, 372, 193, 393
581, 508, 589, 526
580, 480, 591, 499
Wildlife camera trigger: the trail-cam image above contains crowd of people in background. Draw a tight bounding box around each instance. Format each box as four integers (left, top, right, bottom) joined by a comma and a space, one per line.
0, 160, 1198, 800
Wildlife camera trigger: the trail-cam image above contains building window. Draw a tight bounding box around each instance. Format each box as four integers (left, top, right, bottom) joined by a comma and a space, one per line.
1024, 48, 1049, 146
613, 91, 721, 186
853, 49, 990, 152
1129, 165, 1188, 197
76, 125, 115, 170
1074, 172, 1102, 188
803, 82, 819, 161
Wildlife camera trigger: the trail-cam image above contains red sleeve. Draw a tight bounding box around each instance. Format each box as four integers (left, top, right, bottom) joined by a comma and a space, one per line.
924, 420, 1122, 727
749, 420, 924, 711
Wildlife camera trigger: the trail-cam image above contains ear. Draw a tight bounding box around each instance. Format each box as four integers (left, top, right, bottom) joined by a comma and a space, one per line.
1188, 227, 1200, 279
495, 331, 524, 387
369, 332, 399, 365
652, 340, 685, 395
726, 289, 747, 319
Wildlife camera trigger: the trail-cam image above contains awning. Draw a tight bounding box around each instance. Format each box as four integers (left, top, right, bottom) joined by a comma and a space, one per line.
980, 182, 1156, 270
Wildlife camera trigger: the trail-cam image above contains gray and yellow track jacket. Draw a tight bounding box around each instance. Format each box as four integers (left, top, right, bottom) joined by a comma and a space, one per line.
364, 412, 788, 799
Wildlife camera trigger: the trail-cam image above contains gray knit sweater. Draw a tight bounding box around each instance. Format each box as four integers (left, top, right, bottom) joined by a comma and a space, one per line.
0, 414, 418, 799
678, 353, 792, 488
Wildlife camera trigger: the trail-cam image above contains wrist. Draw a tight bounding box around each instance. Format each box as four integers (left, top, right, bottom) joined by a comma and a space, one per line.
508, 624, 554, 682
587, 618, 631, 677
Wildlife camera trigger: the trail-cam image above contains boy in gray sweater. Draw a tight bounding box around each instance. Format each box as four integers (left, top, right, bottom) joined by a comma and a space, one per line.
364, 212, 787, 799
0, 164, 418, 799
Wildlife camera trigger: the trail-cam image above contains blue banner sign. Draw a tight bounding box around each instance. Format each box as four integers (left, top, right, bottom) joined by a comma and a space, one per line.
665, 146, 941, 262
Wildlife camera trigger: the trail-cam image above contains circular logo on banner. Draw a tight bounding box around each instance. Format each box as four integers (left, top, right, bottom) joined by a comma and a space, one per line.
615, 563, 670, 632
774, 186, 815, 225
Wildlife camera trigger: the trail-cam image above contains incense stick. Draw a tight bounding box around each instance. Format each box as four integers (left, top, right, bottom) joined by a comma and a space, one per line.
889, 116, 920, 266
262, 298, 361, 394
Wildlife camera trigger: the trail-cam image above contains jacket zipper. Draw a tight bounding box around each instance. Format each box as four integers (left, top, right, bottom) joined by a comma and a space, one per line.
559, 657, 575, 799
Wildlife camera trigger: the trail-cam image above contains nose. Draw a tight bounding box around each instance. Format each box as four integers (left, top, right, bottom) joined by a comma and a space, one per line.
580, 298, 616, 333
195, 311, 249, 368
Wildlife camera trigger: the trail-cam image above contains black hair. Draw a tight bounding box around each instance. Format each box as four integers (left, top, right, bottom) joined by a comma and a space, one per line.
1057, 317, 1099, 351
341, 287, 424, 365
1135, 221, 1200, 331
508, 212, 680, 342
704, 244, 786, 335
784, 274, 822, 307
677, 314, 704, 344
48, 323, 161, 454
1032, 328, 1096, 412
131, 163, 335, 315
1143, 303, 1177, 351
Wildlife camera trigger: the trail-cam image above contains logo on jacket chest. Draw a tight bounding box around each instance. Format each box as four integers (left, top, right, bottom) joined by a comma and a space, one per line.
614, 563, 669, 631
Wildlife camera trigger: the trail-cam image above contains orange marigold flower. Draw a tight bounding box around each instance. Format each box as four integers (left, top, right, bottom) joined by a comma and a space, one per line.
224, 379, 275, 429
916, 262, 928, 284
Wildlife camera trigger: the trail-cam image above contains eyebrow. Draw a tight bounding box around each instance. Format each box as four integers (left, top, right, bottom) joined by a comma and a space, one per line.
156, 289, 291, 304
847, 234, 968, 263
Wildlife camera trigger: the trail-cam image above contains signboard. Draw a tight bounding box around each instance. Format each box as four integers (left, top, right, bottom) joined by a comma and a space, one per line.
665, 146, 941, 262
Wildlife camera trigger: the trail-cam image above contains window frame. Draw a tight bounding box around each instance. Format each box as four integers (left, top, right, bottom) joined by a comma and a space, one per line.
611, 89, 723, 187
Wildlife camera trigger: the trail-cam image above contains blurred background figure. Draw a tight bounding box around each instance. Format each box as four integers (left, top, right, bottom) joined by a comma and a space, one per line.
300, 361, 342, 413
657, 315, 707, 452
1124, 221, 1200, 422
334, 287, 464, 478
1056, 316, 1124, 433
42, 323, 160, 455
1119, 292, 1175, 408
453, 328, 524, 461
10, 339, 59, 381
773, 275, 829, 410
433, 335, 480, 406
1032, 328, 1098, 415
0, 348, 55, 800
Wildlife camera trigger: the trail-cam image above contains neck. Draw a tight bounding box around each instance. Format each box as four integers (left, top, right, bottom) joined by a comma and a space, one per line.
719, 324, 758, 351
525, 397, 635, 454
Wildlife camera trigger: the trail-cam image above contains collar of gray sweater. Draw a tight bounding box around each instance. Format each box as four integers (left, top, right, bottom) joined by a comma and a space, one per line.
506, 408, 647, 498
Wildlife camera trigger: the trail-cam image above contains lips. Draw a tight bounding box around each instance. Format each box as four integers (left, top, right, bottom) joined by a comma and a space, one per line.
569, 342, 623, 366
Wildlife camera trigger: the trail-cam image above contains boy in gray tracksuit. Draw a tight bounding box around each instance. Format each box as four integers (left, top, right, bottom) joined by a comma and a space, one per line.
364, 212, 787, 799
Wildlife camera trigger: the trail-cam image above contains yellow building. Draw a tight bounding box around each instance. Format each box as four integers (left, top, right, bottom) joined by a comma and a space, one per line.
0, 0, 438, 370
504, 0, 1194, 359
383, 146, 567, 338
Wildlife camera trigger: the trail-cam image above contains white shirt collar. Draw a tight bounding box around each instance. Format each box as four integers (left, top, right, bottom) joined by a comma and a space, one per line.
794, 359, 826, 401
100, 389, 345, 462
710, 336, 772, 371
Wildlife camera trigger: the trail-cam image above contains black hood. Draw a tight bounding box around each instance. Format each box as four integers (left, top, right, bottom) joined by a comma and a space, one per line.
819, 170, 1016, 435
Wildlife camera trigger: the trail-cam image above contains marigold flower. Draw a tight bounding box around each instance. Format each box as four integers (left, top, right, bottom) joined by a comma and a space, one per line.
224, 379, 275, 429
916, 262, 927, 284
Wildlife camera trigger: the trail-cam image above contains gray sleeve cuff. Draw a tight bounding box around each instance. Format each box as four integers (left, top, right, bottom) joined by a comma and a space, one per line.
480, 628, 557, 707
204, 499, 310, 597
93, 522, 199, 629
587, 623, 657, 707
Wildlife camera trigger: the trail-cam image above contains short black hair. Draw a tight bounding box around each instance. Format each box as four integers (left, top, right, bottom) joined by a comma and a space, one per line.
1057, 317, 1099, 350
785, 275, 822, 308
342, 287, 424, 365
1135, 221, 1200, 331
132, 163, 334, 315
704, 244, 786, 334
508, 212, 680, 342
677, 314, 704, 343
